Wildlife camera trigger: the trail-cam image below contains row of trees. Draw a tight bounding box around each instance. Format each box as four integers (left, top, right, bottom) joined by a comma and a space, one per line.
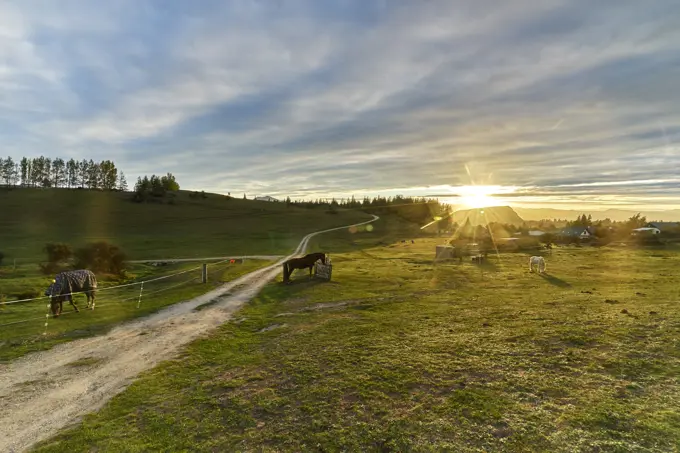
284, 194, 447, 225
0, 156, 128, 191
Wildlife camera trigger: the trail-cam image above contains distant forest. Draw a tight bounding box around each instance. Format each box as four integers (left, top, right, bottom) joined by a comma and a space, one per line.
0, 156, 127, 191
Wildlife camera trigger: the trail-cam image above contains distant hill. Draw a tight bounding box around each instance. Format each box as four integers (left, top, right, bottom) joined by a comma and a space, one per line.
0, 188, 371, 262
451, 206, 524, 226
514, 207, 680, 222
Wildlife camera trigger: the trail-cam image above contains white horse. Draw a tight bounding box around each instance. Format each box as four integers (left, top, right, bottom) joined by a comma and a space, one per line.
529, 256, 546, 274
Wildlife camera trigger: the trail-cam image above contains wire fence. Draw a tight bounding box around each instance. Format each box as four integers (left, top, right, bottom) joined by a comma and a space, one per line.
0, 258, 244, 346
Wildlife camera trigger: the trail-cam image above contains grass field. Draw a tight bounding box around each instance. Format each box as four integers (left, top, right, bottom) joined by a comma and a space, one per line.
34, 223, 680, 452
0, 188, 370, 262
0, 259, 274, 362
0, 188, 374, 361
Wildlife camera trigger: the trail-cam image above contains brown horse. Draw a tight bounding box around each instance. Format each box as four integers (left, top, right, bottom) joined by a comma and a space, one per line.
282, 252, 326, 283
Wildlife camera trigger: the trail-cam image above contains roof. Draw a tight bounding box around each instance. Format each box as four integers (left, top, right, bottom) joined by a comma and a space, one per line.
254, 196, 279, 202
646, 222, 680, 231
559, 226, 592, 236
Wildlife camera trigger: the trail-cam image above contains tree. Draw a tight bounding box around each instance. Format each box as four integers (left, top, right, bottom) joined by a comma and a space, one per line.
626, 213, 647, 230
0, 157, 14, 185
99, 160, 117, 190
160, 173, 179, 191
42, 157, 52, 188
52, 157, 66, 188
20, 157, 30, 186
66, 159, 78, 188
87, 159, 100, 189
79, 159, 89, 188
11, 162, 19, 185
149, 174, 164, 196
117, 171, 128, 191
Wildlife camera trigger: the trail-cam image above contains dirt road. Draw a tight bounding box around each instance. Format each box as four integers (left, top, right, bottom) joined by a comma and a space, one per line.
0, 216, 377, 452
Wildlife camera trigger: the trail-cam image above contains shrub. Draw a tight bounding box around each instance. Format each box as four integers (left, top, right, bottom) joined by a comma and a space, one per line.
44, 243, 72, 264
39, 262, 61, 275
74, 242, 127, 275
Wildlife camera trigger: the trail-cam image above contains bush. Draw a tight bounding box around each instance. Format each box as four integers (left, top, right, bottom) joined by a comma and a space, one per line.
74, 242, 127, 275
44, 243, 72, 264
39, 262, 61, 275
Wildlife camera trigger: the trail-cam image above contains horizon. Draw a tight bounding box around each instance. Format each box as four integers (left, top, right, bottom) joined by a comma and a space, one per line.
2, 2, 679, 209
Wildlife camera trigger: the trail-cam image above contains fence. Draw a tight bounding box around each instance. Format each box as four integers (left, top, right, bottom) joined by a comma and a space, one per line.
0, 258, 241, 349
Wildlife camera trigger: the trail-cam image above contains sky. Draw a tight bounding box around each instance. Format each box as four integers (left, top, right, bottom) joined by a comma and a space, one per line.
1, 0, 680, 210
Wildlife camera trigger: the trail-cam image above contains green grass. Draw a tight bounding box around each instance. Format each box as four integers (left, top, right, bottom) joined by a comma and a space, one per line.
34, 224, 680, 452
0, 259, 274, 362
0, 188, 370, 262
0, 188, 373, 361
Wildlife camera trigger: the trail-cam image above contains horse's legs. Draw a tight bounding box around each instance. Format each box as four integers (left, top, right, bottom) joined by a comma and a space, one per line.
69, 295, 80, 313
88, 291, 96, 310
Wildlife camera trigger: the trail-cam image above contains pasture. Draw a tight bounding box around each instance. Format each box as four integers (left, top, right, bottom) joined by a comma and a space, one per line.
0, 189, 372, 361
0, 188, 370, 262
0, 259, 274, 362
34, 227, 680, 452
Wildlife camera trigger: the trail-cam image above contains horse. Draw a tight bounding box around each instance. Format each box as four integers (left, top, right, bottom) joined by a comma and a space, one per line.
529, 256, 546, 274
282, 252, 327, 283
45, 269, 98, 317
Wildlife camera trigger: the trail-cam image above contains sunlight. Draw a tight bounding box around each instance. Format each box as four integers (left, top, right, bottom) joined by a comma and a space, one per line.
456, 185, 501, 209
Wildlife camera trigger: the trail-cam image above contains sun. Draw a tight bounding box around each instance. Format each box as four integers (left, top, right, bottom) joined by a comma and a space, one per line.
457, 185, 499, 209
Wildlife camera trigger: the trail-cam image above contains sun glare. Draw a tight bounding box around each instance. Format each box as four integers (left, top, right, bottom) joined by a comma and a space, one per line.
456, 185, 501, 209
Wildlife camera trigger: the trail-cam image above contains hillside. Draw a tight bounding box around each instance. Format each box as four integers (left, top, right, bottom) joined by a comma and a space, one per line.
0, 188, 371, 262
451, 205, 524, 226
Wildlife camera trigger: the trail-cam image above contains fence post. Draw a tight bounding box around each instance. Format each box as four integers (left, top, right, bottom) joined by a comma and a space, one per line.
136, 282, 144, 309
202, 263, 208, 283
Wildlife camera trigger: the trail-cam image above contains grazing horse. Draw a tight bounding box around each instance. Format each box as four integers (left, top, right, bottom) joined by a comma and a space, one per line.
529, 256, 546, 274
282, 252, 327, 283
45, 269, 98, 317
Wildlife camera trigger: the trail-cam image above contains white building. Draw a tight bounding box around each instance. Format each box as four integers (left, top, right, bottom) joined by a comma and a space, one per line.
253, 195, 280, 202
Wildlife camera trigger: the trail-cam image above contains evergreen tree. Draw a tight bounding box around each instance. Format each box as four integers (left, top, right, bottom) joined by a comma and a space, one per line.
118, 171, 128, 191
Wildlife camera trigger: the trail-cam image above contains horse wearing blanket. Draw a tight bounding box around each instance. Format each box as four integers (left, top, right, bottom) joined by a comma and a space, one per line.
529, 256, 546, 274
282, 253, 326, 283
45, 269, 98, 317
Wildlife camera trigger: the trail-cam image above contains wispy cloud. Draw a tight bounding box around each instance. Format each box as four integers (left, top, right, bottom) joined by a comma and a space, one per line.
1, 0, 679, 207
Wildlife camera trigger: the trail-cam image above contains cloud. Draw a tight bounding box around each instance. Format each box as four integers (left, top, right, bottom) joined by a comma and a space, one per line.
1, 0, 679, 208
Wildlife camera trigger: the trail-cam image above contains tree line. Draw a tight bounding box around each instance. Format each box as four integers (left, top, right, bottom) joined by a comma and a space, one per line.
0, 156, 128, 191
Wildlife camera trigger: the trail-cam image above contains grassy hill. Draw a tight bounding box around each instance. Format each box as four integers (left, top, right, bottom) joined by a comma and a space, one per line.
0, 188, 372, 262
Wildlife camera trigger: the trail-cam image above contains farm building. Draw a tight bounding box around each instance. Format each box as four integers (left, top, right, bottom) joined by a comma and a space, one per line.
559, 226, 593, 239
632, 227, 661, 236
645, 222, 680, 233
254, 195, 280, 202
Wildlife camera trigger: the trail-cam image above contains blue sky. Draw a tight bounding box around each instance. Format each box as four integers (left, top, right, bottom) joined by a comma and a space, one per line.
2, 0, 680, 209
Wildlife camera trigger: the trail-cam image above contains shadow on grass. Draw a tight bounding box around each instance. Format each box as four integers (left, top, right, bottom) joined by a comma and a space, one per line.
539, 273, 572, 288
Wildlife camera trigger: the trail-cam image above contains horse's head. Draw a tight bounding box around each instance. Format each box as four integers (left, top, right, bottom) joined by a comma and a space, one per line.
45, 278, 64, 305
319, 253, 327, 265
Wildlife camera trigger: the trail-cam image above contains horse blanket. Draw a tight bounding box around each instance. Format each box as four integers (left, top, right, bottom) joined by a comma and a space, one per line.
45, 269, 98, 315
